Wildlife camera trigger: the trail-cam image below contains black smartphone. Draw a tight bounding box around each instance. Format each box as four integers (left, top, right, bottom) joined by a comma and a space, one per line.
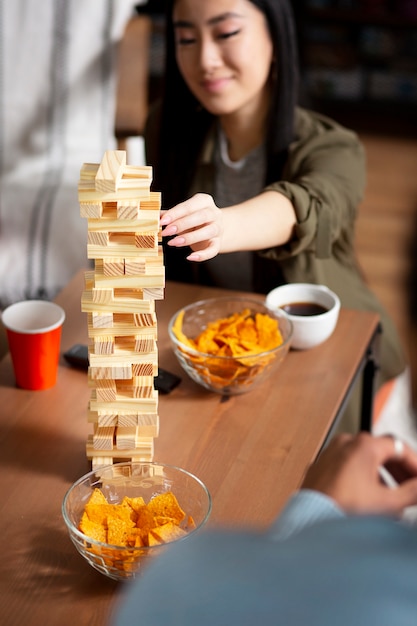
63, 343, 89, 371
63, 344, 182, 393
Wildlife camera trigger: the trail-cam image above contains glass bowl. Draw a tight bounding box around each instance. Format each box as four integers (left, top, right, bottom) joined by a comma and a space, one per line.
62, 461, 211, 581
168, 297, 293, 395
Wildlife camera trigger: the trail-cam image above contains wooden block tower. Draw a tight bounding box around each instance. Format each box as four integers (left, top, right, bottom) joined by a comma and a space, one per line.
78, 150, 164, 468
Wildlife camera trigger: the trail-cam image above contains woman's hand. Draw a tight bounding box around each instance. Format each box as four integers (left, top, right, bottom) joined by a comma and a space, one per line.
302, 432, 417, 517
160, 193, 224, 262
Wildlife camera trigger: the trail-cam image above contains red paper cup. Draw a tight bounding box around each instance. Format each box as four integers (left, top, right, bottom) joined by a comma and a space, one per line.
1, 300, 66, 390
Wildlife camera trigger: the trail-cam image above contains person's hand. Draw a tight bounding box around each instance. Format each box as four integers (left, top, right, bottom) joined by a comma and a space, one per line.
160, 193, 224, 262
302, 432, 417, 517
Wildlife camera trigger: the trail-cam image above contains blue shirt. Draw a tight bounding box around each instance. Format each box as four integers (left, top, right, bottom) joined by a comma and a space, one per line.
111, 490, 417, 626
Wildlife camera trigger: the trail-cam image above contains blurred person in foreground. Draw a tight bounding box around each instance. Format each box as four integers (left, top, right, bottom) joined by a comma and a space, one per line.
145, 0, 406, 431
110, 222, 417, 625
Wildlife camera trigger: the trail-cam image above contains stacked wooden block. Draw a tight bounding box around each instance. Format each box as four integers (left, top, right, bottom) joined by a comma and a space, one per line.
78, 150, 164, 468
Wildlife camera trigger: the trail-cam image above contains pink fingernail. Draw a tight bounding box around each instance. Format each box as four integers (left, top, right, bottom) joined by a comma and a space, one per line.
163, 225, 178, 236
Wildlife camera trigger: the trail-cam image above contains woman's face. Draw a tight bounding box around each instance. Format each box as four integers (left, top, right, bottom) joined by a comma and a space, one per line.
172, 0, 274, 120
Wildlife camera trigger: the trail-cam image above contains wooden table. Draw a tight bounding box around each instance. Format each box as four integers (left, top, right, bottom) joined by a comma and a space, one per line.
0, 271, 380, 626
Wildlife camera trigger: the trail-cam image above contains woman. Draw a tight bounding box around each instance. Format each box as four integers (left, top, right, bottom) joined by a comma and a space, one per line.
145, 0, 406, 427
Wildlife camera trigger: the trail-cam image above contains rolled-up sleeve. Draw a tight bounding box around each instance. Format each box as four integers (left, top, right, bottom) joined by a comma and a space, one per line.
264, 109, 366, 260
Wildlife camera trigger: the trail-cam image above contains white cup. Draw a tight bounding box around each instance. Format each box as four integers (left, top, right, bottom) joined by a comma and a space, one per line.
265, 283, 340, 350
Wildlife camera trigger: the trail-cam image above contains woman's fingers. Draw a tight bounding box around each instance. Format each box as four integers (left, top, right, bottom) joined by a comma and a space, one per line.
160, 194, 223, 260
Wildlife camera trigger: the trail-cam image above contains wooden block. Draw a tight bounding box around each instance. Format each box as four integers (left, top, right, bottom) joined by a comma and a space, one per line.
88, 410, 118, 426
140, 191, 161, 211
87, 242, 161, 259
115, 426, 137, 450
132, 385, 154, 399
95, 150, 126, 193
117, 200, 140, 220
80, 161, 99, 175
82, 289, 156, 315
137, 422, 159, 437
89, 364, 133, 380
102, 201, 118, 215
89, 348, 158, 366
90, 311, 114, 329
94, 336, 114, 355
118, 411, 159, 428
92, 425, 115, 450
89, 384, 158, 405
88, 395, 159, 414
88, 383, 158, 408
87, 434, 154, 451
134, 335, 156, 353
91, 270, 165, 289
124, 248, 164, 276
117, 378, 154, 398
143, 287, 164, 300
130, 454, 154, 463
122, 164, 153, 180
124, 258, 146, 275
135, 232, 158, 249
116, 412, 140, 427
91, 456, 115, 468
87, 437, 154, 461
78, 185, 151, 203
80, 201, 103, 218
87, 210, 159, 233
94, 379, 117, 402
91, 287, 114, 304
88, 231, 109, 246
101, 258, 125, 276
132, 312, 157, 327
88, 316, 157, 339
132, 362, 157, 377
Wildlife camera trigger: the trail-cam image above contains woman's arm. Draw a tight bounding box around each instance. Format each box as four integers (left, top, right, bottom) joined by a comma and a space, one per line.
160, 190, 296, 262
159, 109, 366, 263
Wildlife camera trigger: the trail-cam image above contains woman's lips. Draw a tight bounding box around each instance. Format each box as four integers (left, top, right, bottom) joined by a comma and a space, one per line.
200, 76, 232, 94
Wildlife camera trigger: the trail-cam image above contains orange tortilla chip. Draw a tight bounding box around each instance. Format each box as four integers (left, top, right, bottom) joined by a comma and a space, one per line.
147, 492, 186, 524
79, 511, 107, 543
107, 516, 135, 546
85, 502, 134, 526
121, 496, 146, 513
149, 522, 187, 544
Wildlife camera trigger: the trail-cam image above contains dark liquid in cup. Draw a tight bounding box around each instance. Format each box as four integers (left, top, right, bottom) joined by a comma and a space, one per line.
281, 302, 328, 316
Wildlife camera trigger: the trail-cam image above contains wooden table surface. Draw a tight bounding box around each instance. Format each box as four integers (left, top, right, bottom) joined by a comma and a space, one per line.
0, 270, 380, 626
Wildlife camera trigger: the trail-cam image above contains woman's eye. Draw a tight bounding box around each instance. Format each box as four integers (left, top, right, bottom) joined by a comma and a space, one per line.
177, 37, 196, 46
218, 29, 240, 40
174, 28, 196, 46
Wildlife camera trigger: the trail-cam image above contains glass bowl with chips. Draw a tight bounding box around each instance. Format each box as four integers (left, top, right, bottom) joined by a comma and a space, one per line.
62, 461, 212, 581
168, 297, 293, 395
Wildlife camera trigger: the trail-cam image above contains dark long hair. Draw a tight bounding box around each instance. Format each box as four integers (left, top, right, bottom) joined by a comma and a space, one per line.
151, 0, 300, 208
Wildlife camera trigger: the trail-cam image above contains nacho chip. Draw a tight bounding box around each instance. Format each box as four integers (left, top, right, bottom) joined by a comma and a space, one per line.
147, 492, 185, 524
79, 511, 107, 543
107, 516, 135, 546
149, 522, 187, 545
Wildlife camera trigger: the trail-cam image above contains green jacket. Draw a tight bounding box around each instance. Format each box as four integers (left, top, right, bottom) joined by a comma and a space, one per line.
146, 106, 405, 383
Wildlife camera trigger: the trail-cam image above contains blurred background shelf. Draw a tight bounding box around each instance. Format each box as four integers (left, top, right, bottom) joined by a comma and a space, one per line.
297, 0, 417, 128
